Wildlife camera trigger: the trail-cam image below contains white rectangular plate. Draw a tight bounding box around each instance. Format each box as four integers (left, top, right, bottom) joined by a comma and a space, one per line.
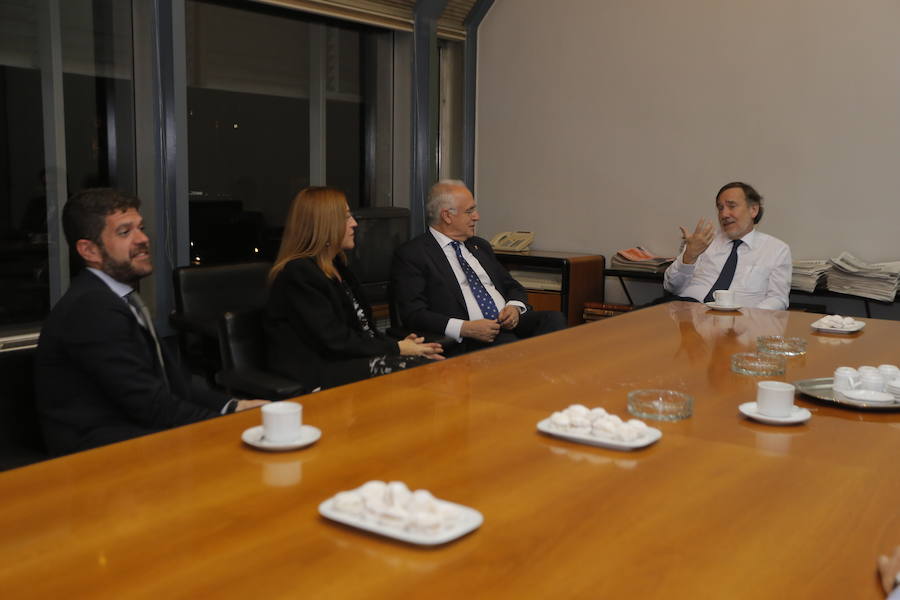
318, 497, 483, 546
536, 418, 662, 451
810, 318, 865, 334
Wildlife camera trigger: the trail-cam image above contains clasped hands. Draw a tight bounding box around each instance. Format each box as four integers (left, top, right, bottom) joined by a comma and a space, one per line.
398, 334, 445, 360
679, 218, 715, 264
461, 305, 521, 342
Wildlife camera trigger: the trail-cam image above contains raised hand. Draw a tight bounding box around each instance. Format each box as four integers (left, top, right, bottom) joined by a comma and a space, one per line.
678, 218, 715, 264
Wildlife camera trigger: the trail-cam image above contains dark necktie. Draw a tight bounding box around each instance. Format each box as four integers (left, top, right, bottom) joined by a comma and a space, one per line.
450, 241, 499, 320
704, 239, 742, 303
125, 291, 171, 390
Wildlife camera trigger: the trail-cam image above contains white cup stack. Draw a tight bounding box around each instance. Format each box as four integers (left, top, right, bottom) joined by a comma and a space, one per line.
833, 364, 900, 400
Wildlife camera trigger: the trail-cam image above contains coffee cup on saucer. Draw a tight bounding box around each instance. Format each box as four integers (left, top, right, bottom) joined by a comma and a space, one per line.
262, 401, 303, 443
713, 290, 735, 307
756, 381, 796, 417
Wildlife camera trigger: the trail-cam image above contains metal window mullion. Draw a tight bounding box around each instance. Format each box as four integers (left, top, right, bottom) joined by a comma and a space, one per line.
38, 0, 69, 305
410, 0, 446, 235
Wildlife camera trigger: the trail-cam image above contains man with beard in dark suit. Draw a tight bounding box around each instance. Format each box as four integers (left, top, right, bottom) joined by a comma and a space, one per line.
36, 188, 266, 456
391, 180, 565, 356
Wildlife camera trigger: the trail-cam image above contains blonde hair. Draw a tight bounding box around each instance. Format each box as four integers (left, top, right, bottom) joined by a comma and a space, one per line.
269, 187, 348, 282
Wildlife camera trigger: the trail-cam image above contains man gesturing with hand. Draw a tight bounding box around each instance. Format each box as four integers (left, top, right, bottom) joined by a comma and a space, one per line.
663, 182, 792, 310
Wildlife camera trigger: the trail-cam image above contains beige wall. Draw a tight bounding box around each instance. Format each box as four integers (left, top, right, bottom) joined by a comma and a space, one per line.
475, 0, 900, 283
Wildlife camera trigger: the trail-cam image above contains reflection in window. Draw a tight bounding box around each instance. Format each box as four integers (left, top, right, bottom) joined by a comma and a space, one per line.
0, 0, 135, 329
0, 1, 47, 327
185, 0, 386, 265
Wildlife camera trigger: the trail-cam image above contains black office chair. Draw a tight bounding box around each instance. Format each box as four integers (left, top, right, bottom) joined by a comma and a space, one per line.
216, 309, 307, 400
0, 346, 49, 471
171, 261, 272, 380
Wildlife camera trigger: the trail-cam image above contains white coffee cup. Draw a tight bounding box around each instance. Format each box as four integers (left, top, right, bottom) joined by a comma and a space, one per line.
756, 381, 796, 417
877, 364, 900, 380
858, 365, 879, 375
832, 367, 860, 392
860, 372, 885, 392
262, 402, 303, 443
713, 290, 735, 307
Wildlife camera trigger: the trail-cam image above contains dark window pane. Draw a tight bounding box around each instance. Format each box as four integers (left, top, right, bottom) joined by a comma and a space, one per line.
0, 1, 47, 327
61, 0, 136, 195
186, 0, 384, 264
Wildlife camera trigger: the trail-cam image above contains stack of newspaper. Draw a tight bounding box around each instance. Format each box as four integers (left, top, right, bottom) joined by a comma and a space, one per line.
610, 247, 673, 273
826, 252, 900, 301
791, 260, 830, 292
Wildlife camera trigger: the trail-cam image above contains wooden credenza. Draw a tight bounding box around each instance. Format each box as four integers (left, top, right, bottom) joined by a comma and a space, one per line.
495, 249, 604, 326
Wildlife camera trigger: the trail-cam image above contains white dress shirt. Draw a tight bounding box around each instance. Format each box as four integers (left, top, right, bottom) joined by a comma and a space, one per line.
663, 228, 792, 310
429, 228, 526, 341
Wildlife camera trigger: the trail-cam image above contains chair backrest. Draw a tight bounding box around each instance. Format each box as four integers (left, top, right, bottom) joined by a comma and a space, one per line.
218, 308, 267, 372
344, 207, 410, 305
173, 261, 272, 324
0, 346, 48, 471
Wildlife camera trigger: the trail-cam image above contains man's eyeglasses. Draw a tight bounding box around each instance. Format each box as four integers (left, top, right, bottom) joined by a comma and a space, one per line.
449, 207, 478, 216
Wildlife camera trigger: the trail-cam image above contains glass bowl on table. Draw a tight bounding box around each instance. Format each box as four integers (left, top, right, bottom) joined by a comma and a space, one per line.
627, 389, 693, 421
756, 336, 807, 356
731, 352, 786, 376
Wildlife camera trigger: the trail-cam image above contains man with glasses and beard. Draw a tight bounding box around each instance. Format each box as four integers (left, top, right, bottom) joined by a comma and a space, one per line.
35, 188, 266, 456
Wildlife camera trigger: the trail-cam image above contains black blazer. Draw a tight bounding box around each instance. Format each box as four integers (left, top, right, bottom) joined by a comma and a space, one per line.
264, 257, 400, 388
35, 269, 226, 456
391, 233, 529, 335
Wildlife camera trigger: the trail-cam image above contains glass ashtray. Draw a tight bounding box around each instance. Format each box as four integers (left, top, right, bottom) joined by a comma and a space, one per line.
757, 336, 807, 356
627, 389, 693, 421
731, 352, 786, 376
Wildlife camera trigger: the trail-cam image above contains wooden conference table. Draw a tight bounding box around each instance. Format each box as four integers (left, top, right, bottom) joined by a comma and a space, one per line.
2, 303, 899, 599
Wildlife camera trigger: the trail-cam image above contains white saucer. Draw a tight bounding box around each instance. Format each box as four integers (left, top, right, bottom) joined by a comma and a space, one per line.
242, 424, 321, 451
705, 301, 742, 311
739, 402, 811, 425
840, 389, 896, 403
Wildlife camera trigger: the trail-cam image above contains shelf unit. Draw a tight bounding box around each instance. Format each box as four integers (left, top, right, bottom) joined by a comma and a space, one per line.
495, 250, 605, 326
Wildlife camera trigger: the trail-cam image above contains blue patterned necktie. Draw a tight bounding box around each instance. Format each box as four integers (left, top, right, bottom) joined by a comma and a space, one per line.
704, 239, 742, 303
450, 241, 499, 320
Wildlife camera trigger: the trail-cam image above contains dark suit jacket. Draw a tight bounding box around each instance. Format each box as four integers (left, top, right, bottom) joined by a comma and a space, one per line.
391, 232, 529, 335
36, 269, 226, 456
265, 257, 400, 388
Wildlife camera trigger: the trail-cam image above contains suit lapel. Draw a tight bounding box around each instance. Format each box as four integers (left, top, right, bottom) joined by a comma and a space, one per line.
424, 234, 468, 311
82, 269, 176, 388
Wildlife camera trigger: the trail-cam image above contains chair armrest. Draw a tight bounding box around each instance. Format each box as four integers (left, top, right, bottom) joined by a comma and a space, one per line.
215, 368, 307, 400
